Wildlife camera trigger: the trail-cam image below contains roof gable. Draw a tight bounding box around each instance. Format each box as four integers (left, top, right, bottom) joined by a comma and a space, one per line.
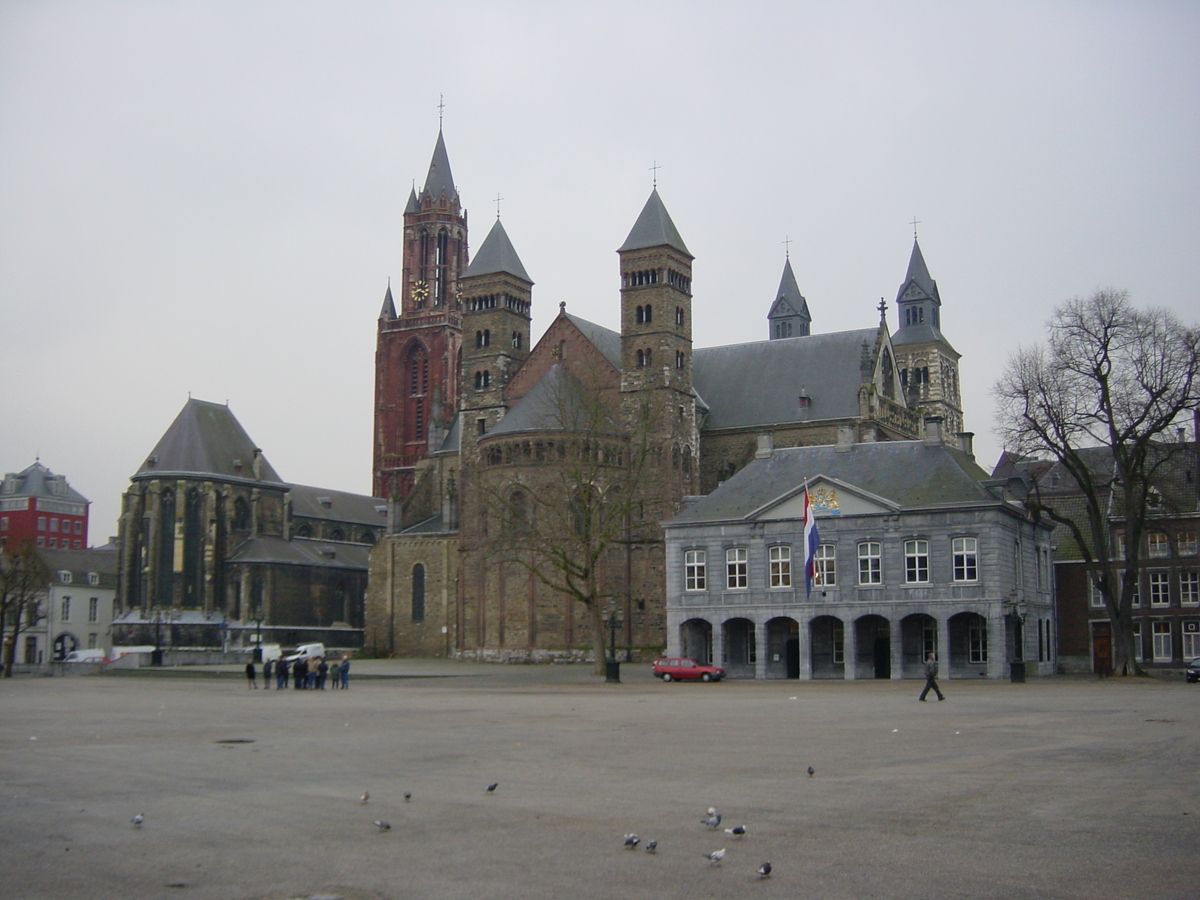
755, 476, 899, 522
136, 399, 283, 482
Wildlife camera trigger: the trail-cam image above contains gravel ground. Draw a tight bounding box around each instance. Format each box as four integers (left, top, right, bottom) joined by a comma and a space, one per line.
1, 662, 1197, 900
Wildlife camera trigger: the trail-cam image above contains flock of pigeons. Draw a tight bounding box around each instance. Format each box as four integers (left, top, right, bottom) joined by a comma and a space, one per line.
623, 804, 772, 880
133, 771, 802, 881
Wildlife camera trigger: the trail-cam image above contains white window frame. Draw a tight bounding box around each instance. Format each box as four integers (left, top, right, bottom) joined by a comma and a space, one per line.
857, 541, 881, 585
1149, 570, 1170, 607
1148, 532, 1169, 558
1182, 626, 1200, 659
1181, 571, 1199, 607
1179, 532, 1198, 557
952, 537, 978, 582
88, 572, 99, 586
60, 596, 71, 621
814, 543, 836, 587
1123, 571, 1141, 607
1132, 621, 1144, 662
684, 550, 707, 591
904, 539, 930, 584
1152, 621, 1172, 662
768, 545, 792, 589
88, 597, 99, 623
1090, 575, 1106, 608
59, 570, 72, 584
726, 548, 748, 590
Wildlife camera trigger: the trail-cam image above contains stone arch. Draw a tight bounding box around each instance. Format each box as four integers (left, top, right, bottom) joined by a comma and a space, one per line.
854, 613, 892, 679
766, 616, 800, 679
809, 614, 845, 679
949, 611, 989, 677
722, 617, 756, 677
901, 613, 939, 678
679, 618, 713, 665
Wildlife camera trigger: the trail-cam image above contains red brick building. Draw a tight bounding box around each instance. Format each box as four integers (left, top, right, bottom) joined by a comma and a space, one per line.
0, 461, 89, 551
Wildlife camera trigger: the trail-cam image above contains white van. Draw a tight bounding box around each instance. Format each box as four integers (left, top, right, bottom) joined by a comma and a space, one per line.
112, 646, 156, 659
283, 642, 325, 663
63, 649, 107, 663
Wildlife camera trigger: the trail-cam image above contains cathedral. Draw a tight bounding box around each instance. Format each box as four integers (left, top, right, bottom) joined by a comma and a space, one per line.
365, 128, 965, 662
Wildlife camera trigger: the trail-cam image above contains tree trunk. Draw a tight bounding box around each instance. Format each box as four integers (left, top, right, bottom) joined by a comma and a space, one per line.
589, 599, 607, 676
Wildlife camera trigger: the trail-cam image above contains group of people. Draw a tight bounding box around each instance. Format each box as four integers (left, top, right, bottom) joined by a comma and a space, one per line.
245, 654, 351, 690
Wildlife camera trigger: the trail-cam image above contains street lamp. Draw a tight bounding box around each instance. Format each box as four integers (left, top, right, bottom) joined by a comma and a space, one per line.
1004, 591, 1027, 683
605, 603, 623, 683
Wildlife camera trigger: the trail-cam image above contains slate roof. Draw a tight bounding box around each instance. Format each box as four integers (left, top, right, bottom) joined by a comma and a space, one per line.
693, 328, 878, 431
618, 189, 691, 256
667, 440, 994, 525
891, 239, 954, 350
2, 462, 89, 504
399, 513, 456, 535
379, 283, 396, 319
488, 363, 619, 439
287, 483, 388, 527
404, 186, 420, 215
227, 535, 371, 570
564, 312, 622, 369
135, 399, 284, 482
39, 546, 118, 585
437, 413, 461, 453
422, 129, 457, 203
464, 218, 531, 282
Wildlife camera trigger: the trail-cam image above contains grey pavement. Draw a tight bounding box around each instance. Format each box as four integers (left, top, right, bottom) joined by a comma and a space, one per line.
1, 662, 1197, 900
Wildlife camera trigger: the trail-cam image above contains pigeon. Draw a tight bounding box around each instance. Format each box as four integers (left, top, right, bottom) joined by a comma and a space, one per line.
360, 791, 370, 803
403, 792, 412, 802
704, 848, 726, 866
623, 833, 640, 850
644, 840, 658, 854
757, 862, 773, 879
485, 782, 498, 793
807, 766, 815, 778
724, 825, 746, 838
372, 820, 391, 832
702, 813, 722, 829
131, 813, 144, 828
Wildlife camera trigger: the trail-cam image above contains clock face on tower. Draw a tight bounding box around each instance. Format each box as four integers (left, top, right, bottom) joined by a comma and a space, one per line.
412, 281, 429, 305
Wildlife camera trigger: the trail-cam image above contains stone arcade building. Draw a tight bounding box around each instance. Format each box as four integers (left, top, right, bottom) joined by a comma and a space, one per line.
366, 129, 969, 663
663, 427, 1056, 680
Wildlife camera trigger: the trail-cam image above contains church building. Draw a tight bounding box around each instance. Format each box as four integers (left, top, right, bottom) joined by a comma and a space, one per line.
366, 129, 966, 662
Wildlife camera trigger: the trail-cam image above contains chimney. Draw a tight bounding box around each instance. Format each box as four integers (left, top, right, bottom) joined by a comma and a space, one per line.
252, 449, 263, 481
836, 425, 855, 452
755, 433, 774, 458
924, 415, 944, 446
956, 431, 975, 458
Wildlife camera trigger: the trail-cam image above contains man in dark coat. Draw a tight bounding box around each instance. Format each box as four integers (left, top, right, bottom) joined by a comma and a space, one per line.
918, 652, 945, 701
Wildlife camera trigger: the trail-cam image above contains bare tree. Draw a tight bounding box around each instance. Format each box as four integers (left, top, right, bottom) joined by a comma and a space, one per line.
477, 361, 669, 675
995, 289, 1200, 674
1, 545, 50, 677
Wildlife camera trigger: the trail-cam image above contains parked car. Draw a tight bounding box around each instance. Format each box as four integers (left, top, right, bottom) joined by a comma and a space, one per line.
63, 649, 107, 663
1186, 658, 1200, 683
282, 642, 326, 663
653, 657, 726, 682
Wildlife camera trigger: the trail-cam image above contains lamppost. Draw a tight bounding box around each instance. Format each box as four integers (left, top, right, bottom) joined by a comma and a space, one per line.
1004, 591, 1027, 683
605, 602, 623, 683
252, 605, 263, 664
151, 607, 165, 666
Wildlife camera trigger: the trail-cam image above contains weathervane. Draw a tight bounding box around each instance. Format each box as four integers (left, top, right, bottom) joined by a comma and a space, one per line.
494, 193, 504, 219
910, 216, 921, 239
649, 160, 660, 187
438, 94, 445, 127
782, 236, 793, 259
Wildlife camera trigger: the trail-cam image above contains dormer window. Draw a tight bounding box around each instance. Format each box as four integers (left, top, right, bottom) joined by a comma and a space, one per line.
88, 572, 99, 585
59, 570, 72, 583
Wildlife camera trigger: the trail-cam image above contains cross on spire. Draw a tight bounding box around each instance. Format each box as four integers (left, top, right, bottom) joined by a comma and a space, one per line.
877, 297, 888, 323
910, 216, 921, 239
782, 235, 793, 259
494, 193, 504, 219
649, 160, 661, 187
437, 94, 445, 127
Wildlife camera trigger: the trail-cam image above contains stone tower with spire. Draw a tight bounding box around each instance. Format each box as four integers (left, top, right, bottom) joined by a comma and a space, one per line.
617, 188, 700, 516
767, 257, 811, 339
890, 238, 964, 436
373, 130, 468, 500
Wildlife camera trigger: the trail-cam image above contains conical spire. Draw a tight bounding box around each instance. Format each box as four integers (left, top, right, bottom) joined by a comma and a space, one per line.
379, 281, 396, 320
767, 258, 811, 339
618, 188, 691, 256
421, 129, 457, 203
464, 218, 532, 283
896, 238, 939, 304
404, 186, 419, 215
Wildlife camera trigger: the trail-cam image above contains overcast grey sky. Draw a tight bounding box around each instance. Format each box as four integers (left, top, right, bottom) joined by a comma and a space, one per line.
2, 1, 1198, 544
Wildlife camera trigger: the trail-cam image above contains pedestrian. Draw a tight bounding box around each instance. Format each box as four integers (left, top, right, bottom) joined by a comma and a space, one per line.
918, 652, 945, 701
330, 659, 341, 689
317, 657, 329, 690
306, 656, 318, 690
339, 655, 350, 689
263, 657, 274, 689
277, 657, 289, 690
293, 656, 306, 689
245, 660, 257, 689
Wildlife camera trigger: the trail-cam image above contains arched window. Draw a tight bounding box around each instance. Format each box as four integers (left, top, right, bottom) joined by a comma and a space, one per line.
183, 488, 203, 606
636, 349, 645, 368
434, 229, 449, 305
157, 489, 175, 606
675, 306, 684, 325
295, 524, 313, 538
330, 528, 345, 542
411, 564, 425, 623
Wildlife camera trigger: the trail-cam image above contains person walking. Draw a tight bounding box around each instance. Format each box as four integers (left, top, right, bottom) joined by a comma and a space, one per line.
339, 655, 350, 689
918, 652, 945, 701
245, 660, 257, 689
263, 657, 274, 689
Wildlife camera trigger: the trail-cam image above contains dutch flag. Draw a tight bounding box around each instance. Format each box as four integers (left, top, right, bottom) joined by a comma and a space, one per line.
803, 486, 821, 596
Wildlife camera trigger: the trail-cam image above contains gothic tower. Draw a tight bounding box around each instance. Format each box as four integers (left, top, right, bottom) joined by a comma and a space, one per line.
458, 217, 533, 454
373, 130, 467, 499
890, 238, 964, 436
767, 257, 811, 339
617, 189, 699, 515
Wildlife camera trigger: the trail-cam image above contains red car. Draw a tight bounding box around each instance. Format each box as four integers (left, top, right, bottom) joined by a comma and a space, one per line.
653, 657, 726, 682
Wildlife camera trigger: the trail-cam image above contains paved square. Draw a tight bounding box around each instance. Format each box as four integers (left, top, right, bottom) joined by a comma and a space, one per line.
1, 662, 1197, 900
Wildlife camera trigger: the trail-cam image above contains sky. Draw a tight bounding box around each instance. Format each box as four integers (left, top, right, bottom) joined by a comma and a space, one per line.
2, 0, 1198, 546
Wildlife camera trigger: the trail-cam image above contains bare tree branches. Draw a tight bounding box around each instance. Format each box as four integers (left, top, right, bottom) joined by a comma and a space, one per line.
1, 546, 49, 677
994, 289, 1200, 674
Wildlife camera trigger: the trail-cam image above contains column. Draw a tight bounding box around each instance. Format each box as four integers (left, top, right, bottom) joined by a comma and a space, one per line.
798, 616, 812, 681
755, 619, 769, 680
843, 617, 857, 681
890, 618, 904, 680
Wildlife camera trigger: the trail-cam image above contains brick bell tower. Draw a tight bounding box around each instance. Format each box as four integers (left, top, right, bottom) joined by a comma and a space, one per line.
373, 128, 468, 500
